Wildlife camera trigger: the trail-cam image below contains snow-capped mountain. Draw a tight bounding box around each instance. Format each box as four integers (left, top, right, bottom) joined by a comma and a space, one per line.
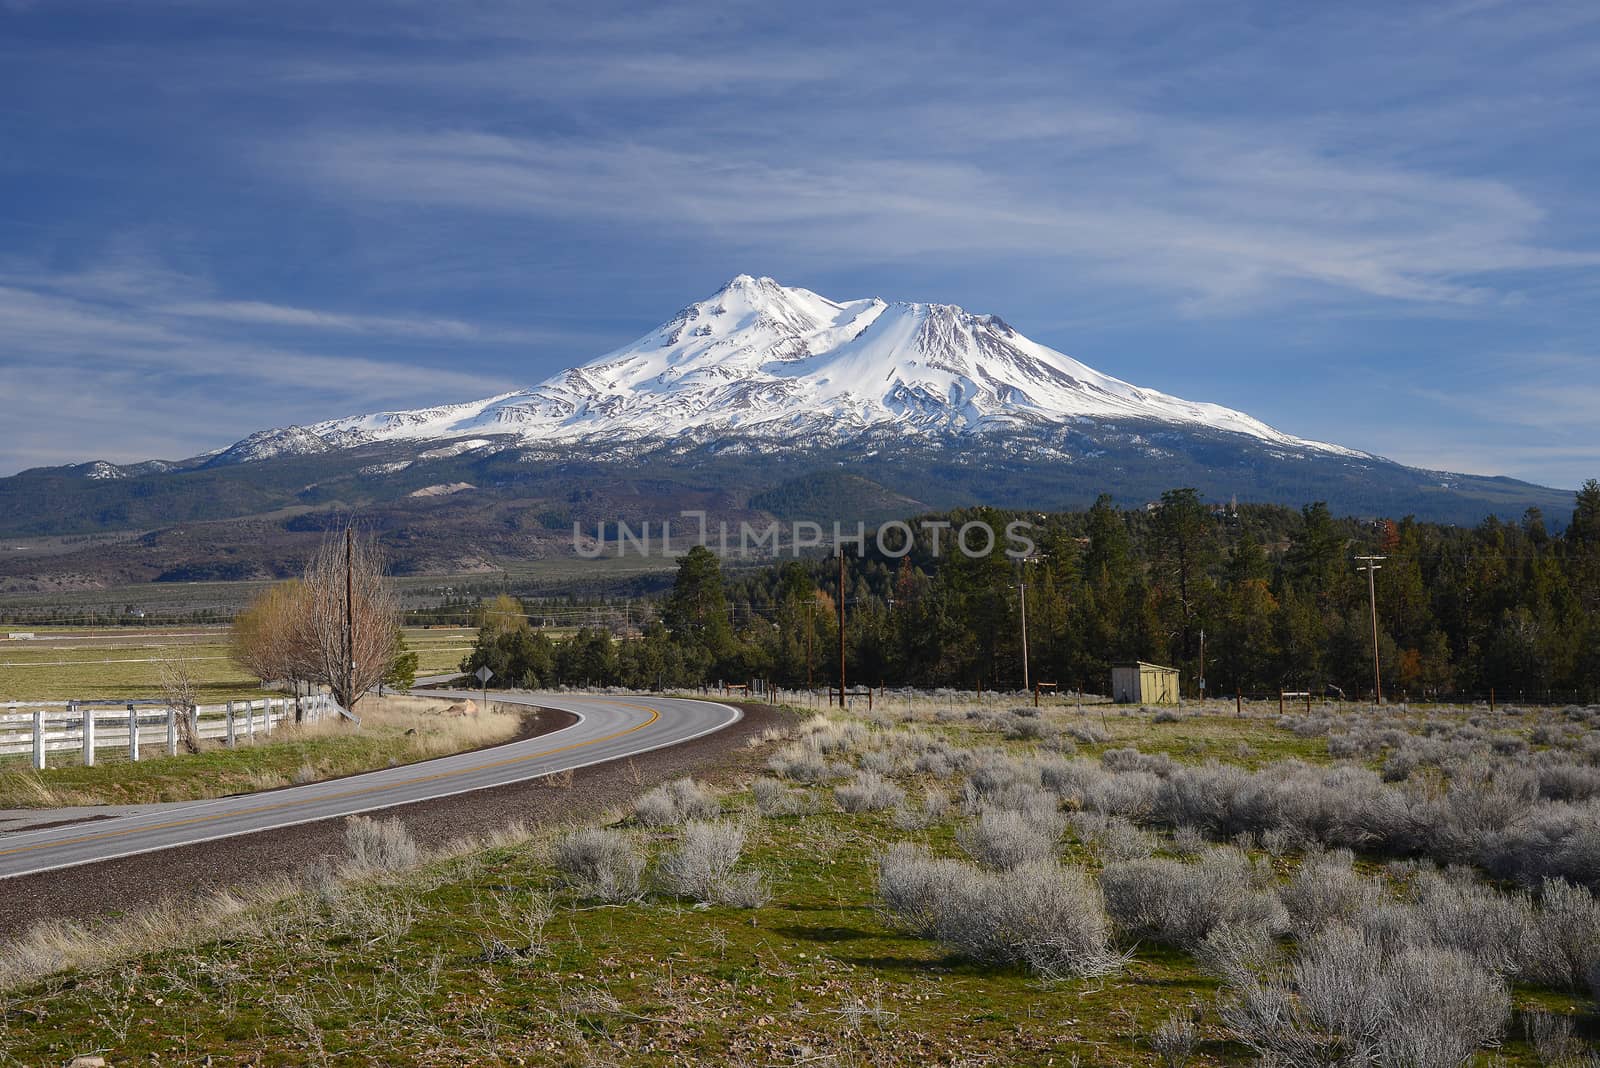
3, 274, 1576, 575
210, 275, 1363, 465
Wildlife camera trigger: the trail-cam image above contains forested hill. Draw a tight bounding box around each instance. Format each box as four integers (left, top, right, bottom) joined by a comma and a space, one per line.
461, 482, 1600, 704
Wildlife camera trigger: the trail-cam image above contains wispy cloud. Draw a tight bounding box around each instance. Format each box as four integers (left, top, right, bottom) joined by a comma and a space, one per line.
293, 122, 1596, 310
158, 299, 557, 343
0, 265, 524, 472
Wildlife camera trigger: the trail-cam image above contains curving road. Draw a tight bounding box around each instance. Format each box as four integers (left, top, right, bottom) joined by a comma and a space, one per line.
0, 693, 740, 881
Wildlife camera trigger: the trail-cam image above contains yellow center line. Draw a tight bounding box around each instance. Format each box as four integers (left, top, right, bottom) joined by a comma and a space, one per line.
0, 701, 661, 860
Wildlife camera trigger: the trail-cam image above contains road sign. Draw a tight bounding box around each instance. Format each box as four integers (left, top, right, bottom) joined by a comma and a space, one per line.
474, 666, 494, 684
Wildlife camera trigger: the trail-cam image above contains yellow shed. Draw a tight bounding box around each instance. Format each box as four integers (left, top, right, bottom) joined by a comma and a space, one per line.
1111, 661, 1180, 705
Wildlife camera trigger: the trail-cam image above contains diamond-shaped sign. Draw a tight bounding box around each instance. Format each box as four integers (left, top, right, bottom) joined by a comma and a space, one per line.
474, 666, 494, 684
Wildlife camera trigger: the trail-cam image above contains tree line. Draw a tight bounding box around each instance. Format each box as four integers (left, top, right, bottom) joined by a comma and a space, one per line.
462, 481, 1600, 703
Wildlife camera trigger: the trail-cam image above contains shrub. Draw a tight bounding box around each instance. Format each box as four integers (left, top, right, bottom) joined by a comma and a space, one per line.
1038, 756, 1103, 802
893, 786, 950, 830
1170, 824, 1208, 857
1071, 812, 1156, 862
1537, 761, 1600, 803
858, 748, 896, 775
344, 815, 420, 872
958, 806, 1062, 869
1259, 827, 1296, 856
1280, 849, 1381, 935
766, 742, 835, 782
1530, 877, 1600, 990
750, 776, 805, 817
553, 828, 644, 903
1149, 1010, 1197, 1067
1373, 945, 1510, 1067
656, 820, 767, 907
1101, 848, 1287, 949
964, 749, 1042, 799
876, 845, 1124, 980
1195, 921, 1280, 987
1399, 869, 1538, 978
1524, 1012, 1577, 1067
635, 777, 721, 826
877, 844, 964, 939
834, 771, 905, 813
1222, 924, 1510, 1068
1067, 723, 1109, 745
1084, 771, 1162, 819
1102, 747, 1175, 777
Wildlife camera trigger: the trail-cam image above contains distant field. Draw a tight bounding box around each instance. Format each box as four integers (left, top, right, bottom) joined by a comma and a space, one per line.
0, 555, 681, 622
0, 626, 476, 702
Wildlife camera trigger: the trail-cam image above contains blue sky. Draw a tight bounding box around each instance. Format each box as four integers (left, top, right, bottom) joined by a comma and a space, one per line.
2, 1, 1597, 488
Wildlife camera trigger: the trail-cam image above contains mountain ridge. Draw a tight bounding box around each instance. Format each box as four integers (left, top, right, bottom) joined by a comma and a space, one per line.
192, 274, 1368, 467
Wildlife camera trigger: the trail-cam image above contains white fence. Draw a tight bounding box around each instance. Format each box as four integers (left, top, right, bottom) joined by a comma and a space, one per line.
0, 695, 345, 770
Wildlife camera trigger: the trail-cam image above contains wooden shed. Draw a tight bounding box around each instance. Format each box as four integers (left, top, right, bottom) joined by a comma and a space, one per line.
1111, 661, 1180, 705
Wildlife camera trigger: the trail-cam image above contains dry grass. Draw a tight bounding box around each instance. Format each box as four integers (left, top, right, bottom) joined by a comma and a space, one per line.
0, 879, 300, 991
300, 693, 524, 758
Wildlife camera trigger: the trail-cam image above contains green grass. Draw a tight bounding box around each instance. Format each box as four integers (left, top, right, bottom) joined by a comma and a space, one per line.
0, 701, 1587, 1064
0, 626, 474, 702
0, 639, 267, 703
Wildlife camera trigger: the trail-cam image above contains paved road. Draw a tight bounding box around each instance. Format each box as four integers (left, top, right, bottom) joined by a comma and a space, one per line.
0, 693, 740, 880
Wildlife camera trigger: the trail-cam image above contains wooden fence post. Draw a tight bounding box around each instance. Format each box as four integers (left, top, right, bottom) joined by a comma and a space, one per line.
226, 701, 236, 748
166, 707, 178, 757
32, 708, 45, 771
264, 699, 274, 736
187, 705, 198, 747
128, 703, 140, 762
247, 700, 255, 741
79, 701, 95, 767
1278, 689, 1285, 716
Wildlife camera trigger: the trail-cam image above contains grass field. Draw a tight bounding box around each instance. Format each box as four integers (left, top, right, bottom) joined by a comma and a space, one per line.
0, 555, 681, 622
0, 626, 476, 702
3, 694, 1597, 1064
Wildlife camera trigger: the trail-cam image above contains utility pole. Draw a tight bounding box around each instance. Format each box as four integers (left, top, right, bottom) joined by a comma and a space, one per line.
344, 526, 354, 708
1018, 579, 1030, 693
838, 548, 847, 708
1356, 555, 1386, 705
805, 600, 814, 690
1013, 555, 1042, 694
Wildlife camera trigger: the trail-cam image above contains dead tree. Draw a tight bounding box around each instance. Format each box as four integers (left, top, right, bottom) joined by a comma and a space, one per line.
301, 525, 400, 712
158, 655, 203, 753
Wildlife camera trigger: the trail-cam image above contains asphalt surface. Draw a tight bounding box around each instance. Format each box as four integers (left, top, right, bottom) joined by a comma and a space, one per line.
0, 692, 740, 881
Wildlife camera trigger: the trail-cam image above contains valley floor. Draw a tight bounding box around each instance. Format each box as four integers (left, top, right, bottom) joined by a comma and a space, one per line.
2, 694, 1597, 1065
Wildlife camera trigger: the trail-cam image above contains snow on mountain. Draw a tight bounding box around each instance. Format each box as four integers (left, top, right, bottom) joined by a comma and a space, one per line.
212, 275, 1365, 465
206, 425, 334, 466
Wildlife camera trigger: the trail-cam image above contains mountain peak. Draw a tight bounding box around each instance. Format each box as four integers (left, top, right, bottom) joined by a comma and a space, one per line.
720, 273, 776, 290
231, 275, 1364, 463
